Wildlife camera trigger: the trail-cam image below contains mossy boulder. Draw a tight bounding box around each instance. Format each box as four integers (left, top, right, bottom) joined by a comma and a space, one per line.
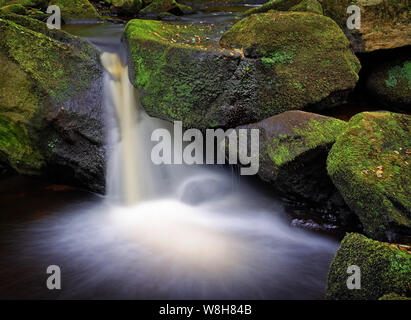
327, 112, 411, 241
0, 14, 105, 192
239, 0, 301, 18
125, 12, 360, 129
110, 0, 143, 16
140, 0, 194, 17
124, 19, 241, 129
48, 0, 101, 23
229, 111, 354, 222
321, 0, 411, 52
326, 233, 411, 300
366, 58, 411, 110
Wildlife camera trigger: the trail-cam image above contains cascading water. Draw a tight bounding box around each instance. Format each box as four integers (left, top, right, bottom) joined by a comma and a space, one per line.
0, 25, 340, 300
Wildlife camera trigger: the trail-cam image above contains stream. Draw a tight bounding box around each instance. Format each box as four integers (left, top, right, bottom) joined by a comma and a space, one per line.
0, 15, 340, 300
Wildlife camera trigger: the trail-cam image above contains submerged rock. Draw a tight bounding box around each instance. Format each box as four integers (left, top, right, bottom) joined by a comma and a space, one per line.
0, 14, 105, 192
48, 0, 102, 23
124, 12, 360, 129
321, 0, 411, 52
327, 112, 411, 241
326, 233, 411, 300
229, 111, 353, 223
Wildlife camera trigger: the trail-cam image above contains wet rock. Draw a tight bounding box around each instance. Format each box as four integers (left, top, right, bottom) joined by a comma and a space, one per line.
327, 112, 411, 241
326, 233, 411, 300
178, 174, 232, 205
0, 14, 105, 192
124, 11, 360, 129
321, 0, 411, 53
230, 111, 353, 222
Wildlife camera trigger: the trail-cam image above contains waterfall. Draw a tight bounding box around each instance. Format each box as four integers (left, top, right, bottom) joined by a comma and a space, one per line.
101, 52, 141, 205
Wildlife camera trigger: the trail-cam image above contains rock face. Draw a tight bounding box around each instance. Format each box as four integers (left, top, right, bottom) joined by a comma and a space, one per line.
48, 0, 101, 23
366, 57, 411, 110
124, 12, 360, 129
326, 233, 411, 300
327, 112, 411, 241
230, 111, 353, 222
321, 0, 411, 52
0, 14, 105, 192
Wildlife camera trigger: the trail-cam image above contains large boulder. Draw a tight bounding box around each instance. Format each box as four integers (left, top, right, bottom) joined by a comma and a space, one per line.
327, 112, 411, 241
228, 111, 354, 224
48, 0, 101, 23
321, 0, 411, 52
124, 12, 360, 129
0, 14, 105, 192
326, 233, 411, 300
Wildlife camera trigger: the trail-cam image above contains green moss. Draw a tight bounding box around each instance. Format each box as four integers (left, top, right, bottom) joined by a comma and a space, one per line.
327, 112, 411, 240
124, 19, 237, 128
261, 49, 295, 67
385, 61, 411, 89
326, 233, 411, 300
0, 16, 101, 175
266, 117, 346, 167
290, 0, 323, 15
48, 0, 101, 23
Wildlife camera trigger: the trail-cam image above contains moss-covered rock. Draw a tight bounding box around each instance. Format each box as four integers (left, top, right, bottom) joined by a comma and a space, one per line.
140, 0, 194, 16
219, 11, 360, 114
124, 19, 241, 129
239, 0, 301, 18
326, 233, 411, 300
125, 12, 360, 129
321, 0, 411, 52
48, 0, 101, 23
290, 0, 322, 14
0, 14, 105, 192
366, 58, 411, 110
229, 111, 354, 221
1, 0, 48, 11
327, 112, 411, 241
110, 0, 143, 16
